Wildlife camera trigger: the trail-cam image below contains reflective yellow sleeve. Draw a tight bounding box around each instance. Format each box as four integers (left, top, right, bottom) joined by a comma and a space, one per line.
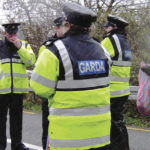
0, 60, 2, 73
38, 45, 46, 57
101, 37, 115, 58
17, 40, 36, 67
30, 48, 59, 99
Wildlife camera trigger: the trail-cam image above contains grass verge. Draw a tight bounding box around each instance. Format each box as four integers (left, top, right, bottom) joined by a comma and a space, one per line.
23, 100, 41, 112
125, 100, 150, 128
23, 93, 42, 112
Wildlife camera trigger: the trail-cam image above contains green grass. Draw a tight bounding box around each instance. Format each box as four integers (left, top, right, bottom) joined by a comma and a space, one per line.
125, 113, 150, 128
23, 93, 42, 112
23, 100, 42, 112
125, 100, 150, 128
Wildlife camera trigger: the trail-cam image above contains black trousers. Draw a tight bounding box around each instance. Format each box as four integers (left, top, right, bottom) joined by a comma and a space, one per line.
110, 96, 130, 150
0, 94, 24, 150
42, 99, 49, 150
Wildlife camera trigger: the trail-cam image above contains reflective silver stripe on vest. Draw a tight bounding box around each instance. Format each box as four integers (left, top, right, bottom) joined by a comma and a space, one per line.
0, 88, 11, 93
31, 72, 56, 89
26, 55, 33, 65
113, 61, 132, 67
1, 58, 11, 63
1, 58, 22, 63
57, 77, 109, 89
4, 73, 28, 78
111, 88, 130, 96
54, 40, 73, 80
112, 34, 122, 61
50, 135, 110, 147
0, 71, 3, 79
110, 76, 130, 82
50, 105, 110, 116
12, 58, 22, 63
13, 88, 29, 92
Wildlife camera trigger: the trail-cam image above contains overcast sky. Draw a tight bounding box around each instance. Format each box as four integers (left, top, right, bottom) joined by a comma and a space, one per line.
0, 1, 5, 21
0, 0, 149, 24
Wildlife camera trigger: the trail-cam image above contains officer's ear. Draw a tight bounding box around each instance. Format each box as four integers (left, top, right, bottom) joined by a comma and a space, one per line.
63, 21, 71, 28
62, 21, 71, 33
113, 24, 118, 29
4, 32, 9, 37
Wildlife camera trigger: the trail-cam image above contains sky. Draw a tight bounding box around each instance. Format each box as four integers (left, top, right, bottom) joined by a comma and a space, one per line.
0, 1, 6, 23
0, 0, 149, 24
80, 0, 85, 6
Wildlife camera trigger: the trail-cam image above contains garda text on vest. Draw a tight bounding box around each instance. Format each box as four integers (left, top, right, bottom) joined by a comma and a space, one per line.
78, 60, 106, 75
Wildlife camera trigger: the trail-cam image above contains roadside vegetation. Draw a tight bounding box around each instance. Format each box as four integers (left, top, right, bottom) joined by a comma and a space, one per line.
125, 100, 150, 128
23, 93, 42, 112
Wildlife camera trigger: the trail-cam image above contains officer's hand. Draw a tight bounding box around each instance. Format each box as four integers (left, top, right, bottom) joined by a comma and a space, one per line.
7, 34, 21, 49
141, 64, 150, 76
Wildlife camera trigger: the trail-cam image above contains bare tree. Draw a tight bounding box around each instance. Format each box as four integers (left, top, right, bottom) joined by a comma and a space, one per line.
2, 0, 122, 50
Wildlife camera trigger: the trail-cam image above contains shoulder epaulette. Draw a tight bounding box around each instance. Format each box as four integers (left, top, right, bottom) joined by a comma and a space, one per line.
43, 40, 54, 46
42, 35, 58, 46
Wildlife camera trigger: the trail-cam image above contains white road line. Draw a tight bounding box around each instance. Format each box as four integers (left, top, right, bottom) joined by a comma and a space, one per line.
7, 139, 43, 150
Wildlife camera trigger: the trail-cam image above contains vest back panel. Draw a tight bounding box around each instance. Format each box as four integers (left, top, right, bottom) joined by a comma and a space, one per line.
47, 34, 110, 81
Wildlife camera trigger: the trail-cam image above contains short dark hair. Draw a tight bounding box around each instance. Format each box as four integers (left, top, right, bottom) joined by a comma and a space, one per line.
68, 24, 90, 34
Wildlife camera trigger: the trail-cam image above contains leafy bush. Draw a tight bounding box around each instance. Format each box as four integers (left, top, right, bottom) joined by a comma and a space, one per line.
23, 93, 42, 112
125, 100, 150, 128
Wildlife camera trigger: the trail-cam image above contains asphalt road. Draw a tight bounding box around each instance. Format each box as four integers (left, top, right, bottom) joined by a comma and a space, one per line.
6, 111, 42, 150
5, 111, 150, 150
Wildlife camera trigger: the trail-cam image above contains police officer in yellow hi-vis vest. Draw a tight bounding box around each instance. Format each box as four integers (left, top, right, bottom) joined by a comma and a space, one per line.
41, 17, 66, 150
30, 2, 111, 150
101, 15, 131, 150
0, 23, 35, 150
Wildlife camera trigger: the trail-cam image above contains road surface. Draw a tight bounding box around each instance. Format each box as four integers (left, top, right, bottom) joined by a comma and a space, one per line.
5, 111, 150, 150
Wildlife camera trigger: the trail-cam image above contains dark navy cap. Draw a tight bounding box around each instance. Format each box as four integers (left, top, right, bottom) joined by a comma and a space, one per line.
63, 3, 97, 27
2, 23, 21, 34
54, 17, 65, 26
104, 21, 116, 28
105, 14, 129, 28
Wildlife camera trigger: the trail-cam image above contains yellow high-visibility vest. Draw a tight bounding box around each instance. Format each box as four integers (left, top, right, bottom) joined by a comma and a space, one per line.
30, 36, 111, 149
101, 33, 131, 98
0, 40, 35, 94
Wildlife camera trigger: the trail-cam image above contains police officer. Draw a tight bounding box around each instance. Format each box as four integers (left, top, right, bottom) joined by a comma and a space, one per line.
101, 15, 131, 150
0, 23, 36, 150
41, 17, 65, 150
30, 2, 111, 150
